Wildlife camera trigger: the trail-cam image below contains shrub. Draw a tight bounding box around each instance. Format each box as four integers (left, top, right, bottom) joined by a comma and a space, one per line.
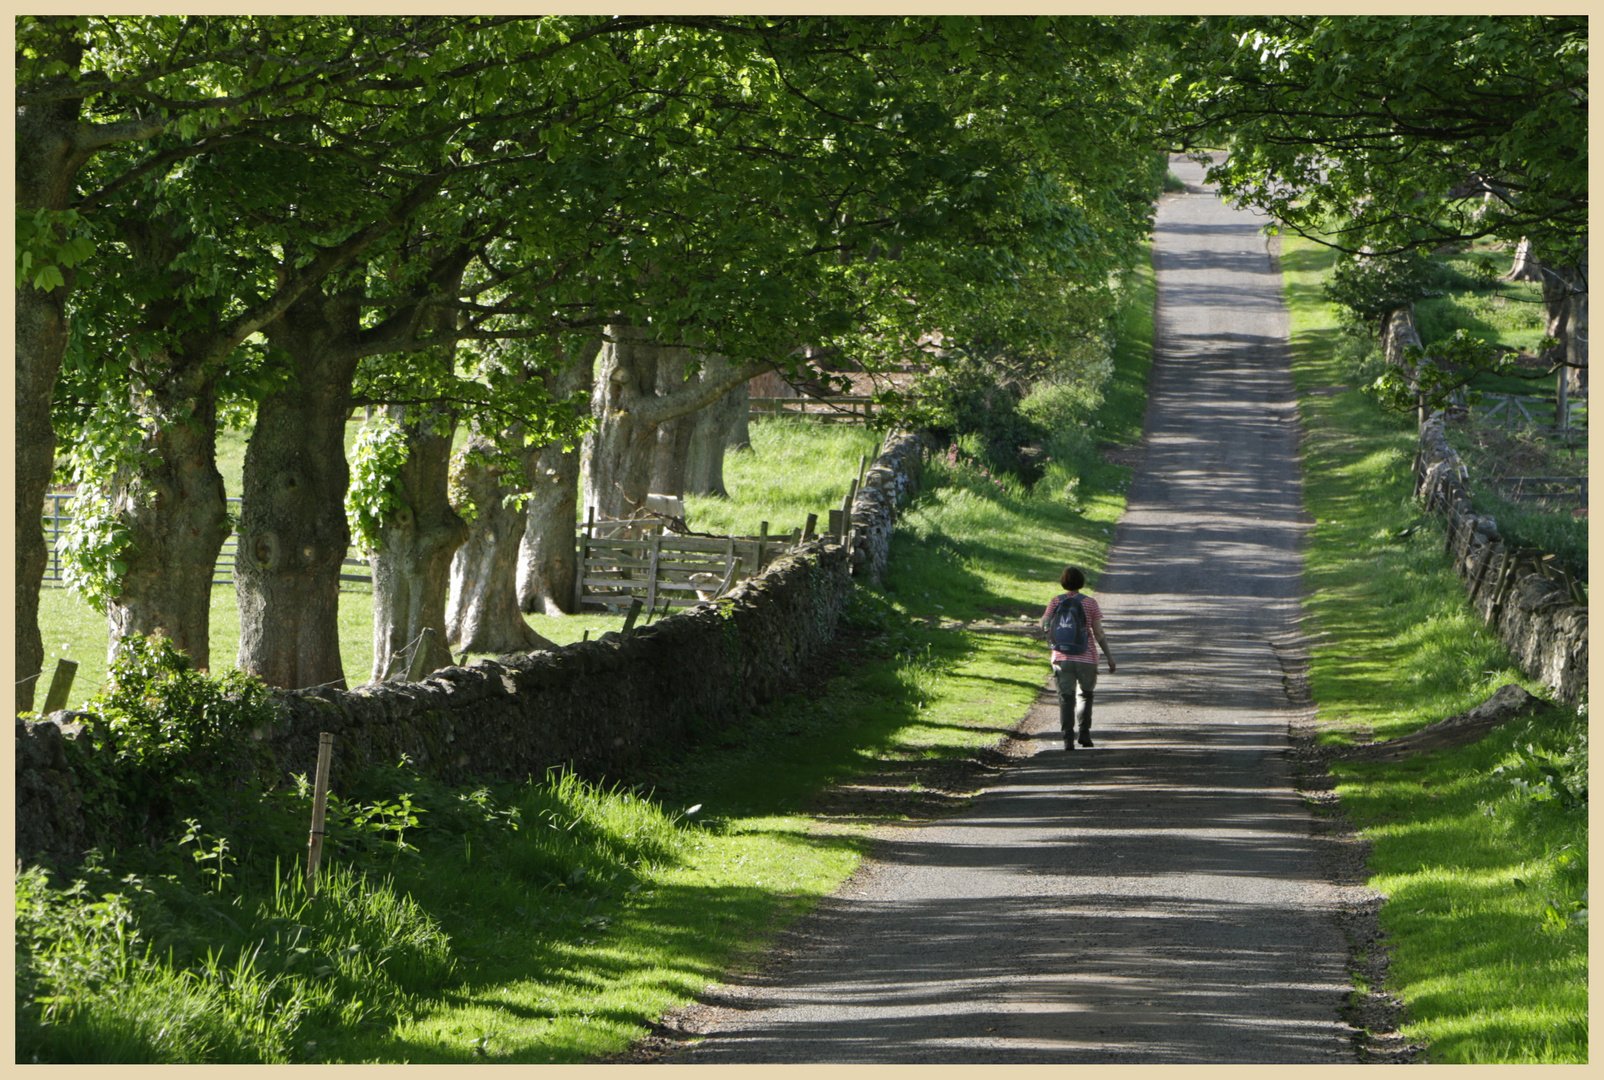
1323, 250, 1439, 328
74, 635, 280, 848
906, 355, 1043, 480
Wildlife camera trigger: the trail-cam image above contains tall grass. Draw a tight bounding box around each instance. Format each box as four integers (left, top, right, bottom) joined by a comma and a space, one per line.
1281, 235, 1587, 1064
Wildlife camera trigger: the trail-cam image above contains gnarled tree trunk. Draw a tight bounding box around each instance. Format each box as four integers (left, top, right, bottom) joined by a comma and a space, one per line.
447, 430, 559, 654
106, 380, 230, 669
368, 403, 468, 682
649, 353, 698, 499
583, 327, 685, 521
517, 343, 597, 615
235, 289, 361, 690
584, 326, 768, 520
103, 216, 233, 670
684, 380, 749, 497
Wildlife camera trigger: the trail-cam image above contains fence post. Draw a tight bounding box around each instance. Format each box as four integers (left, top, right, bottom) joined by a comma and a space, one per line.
803, 512, 818, 541
41, 659, 78, 714
757, 521, 768, 571
622, 596, 644, 636
306, 732, 335, 896
574, 506, 594, 612
645, 531, 663, 614
1467, 541, 1497, 603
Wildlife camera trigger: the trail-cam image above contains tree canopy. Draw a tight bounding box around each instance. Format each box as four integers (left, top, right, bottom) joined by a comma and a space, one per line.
1165, 16, 1587, 265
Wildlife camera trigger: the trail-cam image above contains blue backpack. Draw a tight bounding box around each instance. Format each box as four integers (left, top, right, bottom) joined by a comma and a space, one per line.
1048, 593, 1088, 654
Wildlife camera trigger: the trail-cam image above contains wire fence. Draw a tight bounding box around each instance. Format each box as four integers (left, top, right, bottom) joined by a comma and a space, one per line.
40, 494, 372, 588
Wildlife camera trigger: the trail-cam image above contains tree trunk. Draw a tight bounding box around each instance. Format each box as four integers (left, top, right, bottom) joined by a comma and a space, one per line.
649, 392, 697, 500
235, 290, 361, 690
1564, 250, 1587, 404
103, 216, 233, 670
584, 328, 765, 520
15, 282, 69, 713
16, 68, 87, 711
583, 327, 683, 521
368, 403, 468, 682
447, 430, 559, 654
518, 344, 597, 615
1507, 237, 1541, 282
684, 380, 748, 497
106, 380, 230, 669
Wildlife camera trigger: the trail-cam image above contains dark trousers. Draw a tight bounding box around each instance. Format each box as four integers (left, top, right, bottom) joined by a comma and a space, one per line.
1052, 661, 1097, 743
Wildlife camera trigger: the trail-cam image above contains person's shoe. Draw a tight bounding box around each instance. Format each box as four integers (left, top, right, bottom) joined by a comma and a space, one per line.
1062, 732, 1076, 749
1078, 735, 1094, 747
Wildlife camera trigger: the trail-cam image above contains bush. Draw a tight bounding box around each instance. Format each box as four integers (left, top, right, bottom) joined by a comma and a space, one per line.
906, 355, 1043, 479
1018, 380, 1103, 505
1323, 250, 1439, 328
71, 635, 280, 849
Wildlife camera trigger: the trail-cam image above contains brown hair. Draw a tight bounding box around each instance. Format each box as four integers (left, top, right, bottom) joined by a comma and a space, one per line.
1060, 565, 1085, 591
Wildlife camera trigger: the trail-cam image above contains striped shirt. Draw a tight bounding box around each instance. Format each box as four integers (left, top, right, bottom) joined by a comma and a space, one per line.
1043, 592, 1102, 665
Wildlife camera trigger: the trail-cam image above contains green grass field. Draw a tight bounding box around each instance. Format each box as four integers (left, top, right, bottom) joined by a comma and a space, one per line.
1280, 236, 1587, 1063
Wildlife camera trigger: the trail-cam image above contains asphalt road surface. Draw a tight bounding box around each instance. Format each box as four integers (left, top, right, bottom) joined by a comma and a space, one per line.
670, 156, 1366, 1064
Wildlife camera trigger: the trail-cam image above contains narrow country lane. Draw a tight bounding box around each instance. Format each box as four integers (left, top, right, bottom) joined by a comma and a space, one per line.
669, 156, 1368, 1064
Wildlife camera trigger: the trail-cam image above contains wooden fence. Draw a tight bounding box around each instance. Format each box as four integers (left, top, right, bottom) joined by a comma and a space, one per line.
574, 510, 819, 613
1474, 393, 1587, 443
1484, 476, 1588, 512
749, 394, 876, 423
40, 494, 373, 587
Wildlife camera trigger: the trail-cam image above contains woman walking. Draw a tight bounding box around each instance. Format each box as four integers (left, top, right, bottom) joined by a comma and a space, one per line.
1041, 566, 1116, 748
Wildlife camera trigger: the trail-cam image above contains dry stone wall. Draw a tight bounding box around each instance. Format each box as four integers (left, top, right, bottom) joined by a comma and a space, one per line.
1415, 412, 1587, 705
17, 431, 928, 868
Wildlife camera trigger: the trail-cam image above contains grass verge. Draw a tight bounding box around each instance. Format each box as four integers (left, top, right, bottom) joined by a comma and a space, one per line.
1281, 235, 1587, 1064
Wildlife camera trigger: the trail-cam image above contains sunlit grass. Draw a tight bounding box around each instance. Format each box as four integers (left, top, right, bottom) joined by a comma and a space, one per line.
1281, 235, 1586, 1063
685, 420, 881, 537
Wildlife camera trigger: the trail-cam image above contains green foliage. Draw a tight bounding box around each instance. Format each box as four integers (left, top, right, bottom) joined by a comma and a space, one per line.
89, 635, 276, 775
344, 417, 412, 555
906, 355, 1044, 479
56, 497, 134, 610
52, 394, 152, 610
1174, 16, 1587, 266
73, 635, 279, 846
16, 207, 96, 293
1323, 251, 1438, 327
1363, 329, 1515, 416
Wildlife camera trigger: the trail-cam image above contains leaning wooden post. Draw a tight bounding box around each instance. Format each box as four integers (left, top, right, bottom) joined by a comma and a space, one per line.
757, 521, 769, 571
407, 627, 437, 682
621, 596, 644, 635
803, 513, 818, 542
306, 732, 335, 896
41, 659, 79, 714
